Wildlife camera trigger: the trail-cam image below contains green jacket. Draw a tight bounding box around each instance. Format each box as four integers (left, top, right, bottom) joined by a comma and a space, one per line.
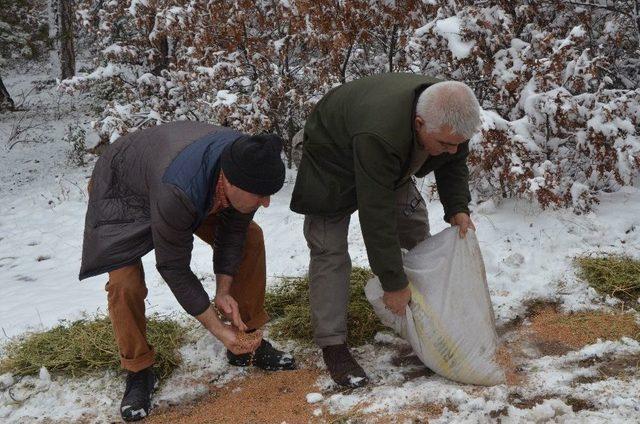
290, 73, 471, 292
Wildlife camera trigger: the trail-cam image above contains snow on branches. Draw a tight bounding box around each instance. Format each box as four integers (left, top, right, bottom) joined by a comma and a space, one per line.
62, 0, 640, 211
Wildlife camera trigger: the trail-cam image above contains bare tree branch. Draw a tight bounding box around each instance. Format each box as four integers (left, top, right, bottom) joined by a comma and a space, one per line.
548, 0, 633, 18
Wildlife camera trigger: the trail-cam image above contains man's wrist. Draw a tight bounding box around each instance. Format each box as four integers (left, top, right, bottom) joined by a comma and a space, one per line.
209, 316, 225, 336
383, 282, 410, 293
196, 304, 225, 336
215, 274, 233, 296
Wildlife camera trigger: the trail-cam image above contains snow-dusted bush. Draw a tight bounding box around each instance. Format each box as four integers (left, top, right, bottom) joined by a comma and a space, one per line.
63, 123, 87, 166
0, 0, 49, 63
62, 0, 419, 161
406, 1, 640, 211
62, 0, 640, 211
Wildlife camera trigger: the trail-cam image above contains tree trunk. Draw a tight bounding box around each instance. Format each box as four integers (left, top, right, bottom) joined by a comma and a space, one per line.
340, 43, 354, 84
388, 25, 398, 73
151, 36, 170, 76
49, 0, 76, 80
48, 0, 60, 79
60, 0, 76, 79
0, 75, 15, 111
635, 0, 640, 48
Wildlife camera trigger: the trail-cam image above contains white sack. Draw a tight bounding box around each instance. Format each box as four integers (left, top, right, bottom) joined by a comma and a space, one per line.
365, 227, 505, 386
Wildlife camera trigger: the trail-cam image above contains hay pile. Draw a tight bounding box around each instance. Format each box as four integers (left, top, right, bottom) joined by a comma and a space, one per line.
0, 315, 185, 379
0, 267, 388, 379
265, 267, 385, 346
575, 254, 640, 308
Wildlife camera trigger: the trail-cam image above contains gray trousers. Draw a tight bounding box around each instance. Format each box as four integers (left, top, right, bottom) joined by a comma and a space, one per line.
303, 180, 430, 348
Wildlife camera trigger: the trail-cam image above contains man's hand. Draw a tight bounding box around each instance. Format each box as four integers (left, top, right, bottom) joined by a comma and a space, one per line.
216, 324, 262, 355
383, 286, 411, 316
214, 294, 247, 332
195, 305, 260, 354
449, 212, 476, 238
214, 274, 248, 332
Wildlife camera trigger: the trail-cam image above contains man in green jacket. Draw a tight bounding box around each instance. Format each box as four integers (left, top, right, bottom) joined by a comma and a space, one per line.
290, 73, 481, 388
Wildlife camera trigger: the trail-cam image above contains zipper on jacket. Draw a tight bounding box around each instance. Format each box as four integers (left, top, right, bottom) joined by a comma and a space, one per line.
94, 219, 135, 228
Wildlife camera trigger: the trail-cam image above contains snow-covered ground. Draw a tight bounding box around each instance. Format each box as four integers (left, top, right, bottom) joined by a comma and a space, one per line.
1, 67, 639, 423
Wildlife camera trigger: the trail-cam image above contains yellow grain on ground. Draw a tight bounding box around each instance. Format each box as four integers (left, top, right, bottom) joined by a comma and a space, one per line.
147, 368, 323, 424
529, 306, 639, 350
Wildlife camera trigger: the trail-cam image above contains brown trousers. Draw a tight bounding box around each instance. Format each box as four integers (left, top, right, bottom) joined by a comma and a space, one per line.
106, 216, 269, 372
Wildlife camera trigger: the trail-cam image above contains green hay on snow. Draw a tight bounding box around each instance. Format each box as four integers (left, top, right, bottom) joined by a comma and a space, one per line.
575, 254, 640, 308
0, 314, 185, 380
265, 267, 385, 346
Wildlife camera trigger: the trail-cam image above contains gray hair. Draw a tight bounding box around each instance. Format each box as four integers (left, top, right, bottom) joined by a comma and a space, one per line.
415, 81, 481, 139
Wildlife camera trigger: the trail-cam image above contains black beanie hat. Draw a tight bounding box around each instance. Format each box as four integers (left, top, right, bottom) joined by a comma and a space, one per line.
221, 134, 286, 196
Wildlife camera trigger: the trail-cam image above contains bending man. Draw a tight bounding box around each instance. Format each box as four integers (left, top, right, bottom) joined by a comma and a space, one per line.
80, 121, 295, 421
290, 73, 481, 388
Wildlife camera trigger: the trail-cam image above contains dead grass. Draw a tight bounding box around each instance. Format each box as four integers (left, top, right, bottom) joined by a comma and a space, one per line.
0, 315, 185, 379
265, 267, 385, 346
575, 254, 640, 307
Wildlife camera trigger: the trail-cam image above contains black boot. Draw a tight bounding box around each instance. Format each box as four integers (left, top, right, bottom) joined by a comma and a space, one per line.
120, 367, 157, 422
227, 339, 296, 371
322, 344, 369, 388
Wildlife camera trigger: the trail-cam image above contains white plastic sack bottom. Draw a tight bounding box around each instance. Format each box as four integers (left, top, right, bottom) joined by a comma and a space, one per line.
365, 227, 505, 386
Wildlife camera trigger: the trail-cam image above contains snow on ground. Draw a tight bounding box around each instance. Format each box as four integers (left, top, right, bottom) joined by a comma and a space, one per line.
1, 67, 639, 423
321, 336, 640, 423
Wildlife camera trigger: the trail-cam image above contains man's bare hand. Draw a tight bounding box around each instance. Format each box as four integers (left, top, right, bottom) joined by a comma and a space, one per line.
383, 286, 411, 316
195, 305, 259, 354
214, 294, 247, 332
216, 323, 262, 355
449, 212, 476, 238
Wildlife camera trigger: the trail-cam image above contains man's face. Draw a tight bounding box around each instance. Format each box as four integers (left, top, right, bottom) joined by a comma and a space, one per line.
415, 116, 468, 156
225, 181, 271, 214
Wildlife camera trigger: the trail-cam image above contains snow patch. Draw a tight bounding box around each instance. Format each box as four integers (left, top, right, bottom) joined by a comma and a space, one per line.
306, 392, 323, 404
434, 16, 475, 59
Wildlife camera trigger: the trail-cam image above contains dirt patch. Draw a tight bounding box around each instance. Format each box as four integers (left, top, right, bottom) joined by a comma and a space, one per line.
507, 393, 555, 409
496, 394, 594, 416
572, 353, 640, 386
565, 396, 596, 412
402, 367, 435, 381
496, 315, 523, 338
494, 302, 640, 387
390, 347, 424, 368
597, 353, 640, 377
489, 406, 509, 419
391, 346, 435, 382
495, 315, 535, 387
147, 369, 324, 424
347, 402, 452, 423
495, 344, 526, 386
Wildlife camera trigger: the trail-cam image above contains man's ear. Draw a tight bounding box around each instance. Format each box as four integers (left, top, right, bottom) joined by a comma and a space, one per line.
415, 116, 425, 131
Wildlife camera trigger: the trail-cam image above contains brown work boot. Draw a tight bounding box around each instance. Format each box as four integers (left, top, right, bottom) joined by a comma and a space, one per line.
322, 344, 369, 388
